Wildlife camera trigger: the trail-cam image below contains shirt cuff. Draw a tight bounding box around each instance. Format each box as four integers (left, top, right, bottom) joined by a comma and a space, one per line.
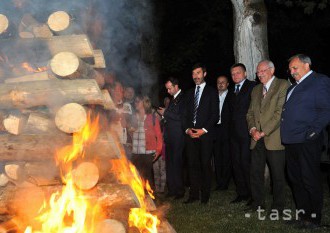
249, 127, 256, 134
202, 128, 208, 133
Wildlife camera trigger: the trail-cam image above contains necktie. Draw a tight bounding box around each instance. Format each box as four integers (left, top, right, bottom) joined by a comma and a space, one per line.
193, 86, 200, 123
263, 86, 267, 98
234, 84, 240, 95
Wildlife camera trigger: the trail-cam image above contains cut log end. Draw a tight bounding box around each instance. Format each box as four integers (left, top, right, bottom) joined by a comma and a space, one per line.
48, 11, 70, 32
0, 14, 9, 35
55, 103, 87, 133
72, 162, 99, 190
50, 52, 80, 77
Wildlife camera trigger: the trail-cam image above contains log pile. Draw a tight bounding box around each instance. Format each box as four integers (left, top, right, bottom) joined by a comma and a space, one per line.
0, 10, 177, 233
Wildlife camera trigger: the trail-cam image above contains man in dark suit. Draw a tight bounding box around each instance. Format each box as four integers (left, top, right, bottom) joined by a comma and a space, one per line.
281, 54, 330, 229
183, 63, 219, 204
228, 63, 255, 204
213, 75, 232, 191
158, 77, 186, 199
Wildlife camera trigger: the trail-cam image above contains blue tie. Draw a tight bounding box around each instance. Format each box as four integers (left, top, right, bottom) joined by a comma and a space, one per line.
193, 86, 200, 123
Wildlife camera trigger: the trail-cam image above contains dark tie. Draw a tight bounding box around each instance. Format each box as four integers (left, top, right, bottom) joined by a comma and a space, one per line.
193, 86, 200, 123
234, 84, 240, 95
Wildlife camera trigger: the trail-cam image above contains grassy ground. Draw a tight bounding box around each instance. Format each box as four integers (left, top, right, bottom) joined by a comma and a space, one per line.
154, 181, 330, 233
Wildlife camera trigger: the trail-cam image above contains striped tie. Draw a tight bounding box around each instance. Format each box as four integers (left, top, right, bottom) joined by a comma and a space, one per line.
193, 86, 200, 123
263, 86, 267, 98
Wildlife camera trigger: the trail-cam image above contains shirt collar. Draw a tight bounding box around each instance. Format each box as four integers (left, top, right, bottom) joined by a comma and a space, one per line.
196, 82, 206, 89
174, 89, 181, 99
264, 76, 275, 90
296, 70, 312, 84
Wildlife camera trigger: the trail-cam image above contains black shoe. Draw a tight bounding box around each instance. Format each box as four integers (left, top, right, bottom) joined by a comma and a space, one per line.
183, 197, 199, 204
230, 196, 249, 204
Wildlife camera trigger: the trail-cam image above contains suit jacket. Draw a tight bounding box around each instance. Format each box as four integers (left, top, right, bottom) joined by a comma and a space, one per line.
163, 91, 185, 144
228, 79, 256, 138
280, 71, 330, 144
184, 84, 219, 139
216, 91, 231, 140
246, 77, 290, 150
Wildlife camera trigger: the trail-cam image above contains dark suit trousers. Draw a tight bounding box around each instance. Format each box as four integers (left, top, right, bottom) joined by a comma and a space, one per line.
186, 135, 214, 200
250, 139, 286, 209
231, 134, 251, 197
165, 135, 185, 196
286, 137, 323, 224
213, 127, 231, 188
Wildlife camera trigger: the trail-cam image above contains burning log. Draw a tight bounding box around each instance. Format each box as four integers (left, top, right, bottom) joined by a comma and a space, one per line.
0, 183, 141, 215
55, 103, 87, 133
0, 174, 9, 187
72, 162, 100, 190
47, 11, 71, 33
95, 219, 126, 233
0, 79, 105, 110
0, 14, 9, 35
18, 14, 53, 38
0, 133, 121, 162
4, 71, 50, 83
3, 113, 28, 135
50, 51, 105, 88
4, 164, 23, 181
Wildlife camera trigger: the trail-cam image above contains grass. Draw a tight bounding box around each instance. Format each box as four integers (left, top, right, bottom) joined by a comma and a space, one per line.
154, 180, 330, 233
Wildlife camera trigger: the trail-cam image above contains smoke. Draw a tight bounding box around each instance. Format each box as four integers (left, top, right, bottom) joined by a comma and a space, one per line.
0, 0, 157, 91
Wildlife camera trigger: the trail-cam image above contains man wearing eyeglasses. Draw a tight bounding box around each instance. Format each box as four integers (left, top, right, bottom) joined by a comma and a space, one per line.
281, 54, 330, 229
246, 60, 289, 213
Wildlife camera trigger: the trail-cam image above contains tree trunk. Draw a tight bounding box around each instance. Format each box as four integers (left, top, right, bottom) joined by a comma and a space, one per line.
231, 0, 269, 80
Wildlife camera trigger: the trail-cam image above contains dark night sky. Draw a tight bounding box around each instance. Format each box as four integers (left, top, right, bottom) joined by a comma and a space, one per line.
156, 0, 330, 97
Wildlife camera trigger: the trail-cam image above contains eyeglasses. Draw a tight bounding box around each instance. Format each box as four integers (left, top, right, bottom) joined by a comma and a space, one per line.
256, 67, 272, 75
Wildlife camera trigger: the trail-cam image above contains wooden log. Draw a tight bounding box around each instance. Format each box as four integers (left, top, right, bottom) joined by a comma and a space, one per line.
0, 14, 9, 35
0, 79, 105, 110
102, 89, 116, 110
18, 14, 53, 38
72, 162, 99, 190
24, 162, 60, 186
23, 112, 56, 134
93, 49, 106, 68
4, 164, 23, 181
3, 113, 28, 135
0, 133, 121, 162
4, 71, 50, 84
0, 183, 140, 215
47, 11, 71, 32
50, 51, 105, 88
95, 219, 126, 233
55, 103, 87, 133
0, 174, 9, 187
0, 34, 94, 62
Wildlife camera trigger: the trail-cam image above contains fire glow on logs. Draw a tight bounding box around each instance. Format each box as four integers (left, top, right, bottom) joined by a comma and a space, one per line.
22, 113, 160, 233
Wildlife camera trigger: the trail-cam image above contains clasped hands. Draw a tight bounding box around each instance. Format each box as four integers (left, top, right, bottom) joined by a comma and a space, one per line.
187, 128, 205, 138
250, 128, 265, 141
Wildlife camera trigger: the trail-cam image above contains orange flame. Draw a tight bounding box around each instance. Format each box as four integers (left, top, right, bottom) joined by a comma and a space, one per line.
24, 113, 102, 233
21, 62, 47, 73
111, 156, 160, 232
